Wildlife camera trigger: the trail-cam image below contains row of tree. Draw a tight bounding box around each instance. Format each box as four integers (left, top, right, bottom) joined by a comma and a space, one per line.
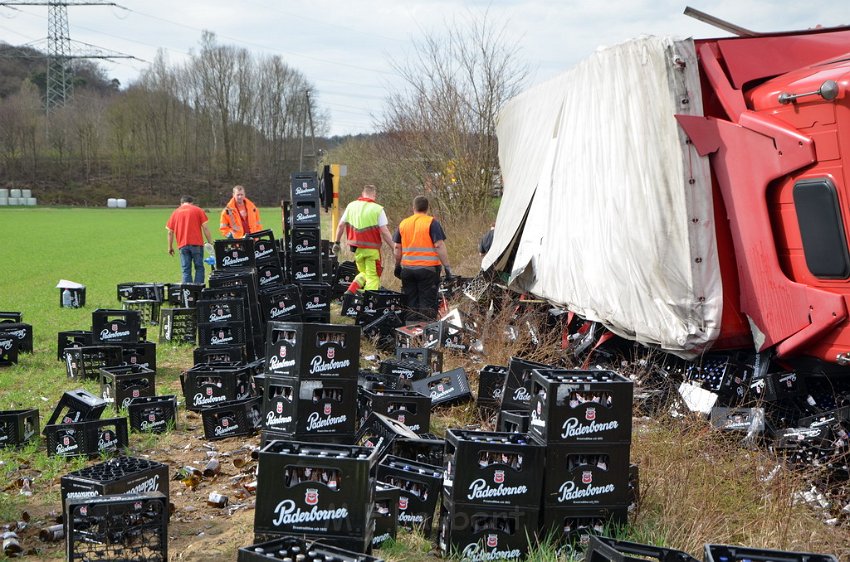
1, 14, 525, 218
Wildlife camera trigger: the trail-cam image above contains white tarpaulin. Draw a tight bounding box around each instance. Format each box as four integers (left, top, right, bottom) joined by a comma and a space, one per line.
485, 36, 721, 355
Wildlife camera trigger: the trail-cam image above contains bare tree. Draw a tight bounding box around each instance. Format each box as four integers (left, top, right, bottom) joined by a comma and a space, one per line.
379, 11, 527, 217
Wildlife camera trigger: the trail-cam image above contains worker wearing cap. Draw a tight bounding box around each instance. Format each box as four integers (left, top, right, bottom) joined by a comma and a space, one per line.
334, 184, 394, 293
220, 185, 263, 238
393, 195, 452, 320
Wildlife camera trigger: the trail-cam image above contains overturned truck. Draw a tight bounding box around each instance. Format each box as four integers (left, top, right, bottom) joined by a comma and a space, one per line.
485, 22, 850, 375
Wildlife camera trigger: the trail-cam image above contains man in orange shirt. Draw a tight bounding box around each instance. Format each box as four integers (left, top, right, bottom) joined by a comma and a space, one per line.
167, 195, 213, 284
220, 185, 263, 238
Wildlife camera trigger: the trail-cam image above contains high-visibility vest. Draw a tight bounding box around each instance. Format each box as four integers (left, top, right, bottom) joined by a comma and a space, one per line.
399, 213, 440, 267
220, 197, 262, 238
345, 199, 384, 249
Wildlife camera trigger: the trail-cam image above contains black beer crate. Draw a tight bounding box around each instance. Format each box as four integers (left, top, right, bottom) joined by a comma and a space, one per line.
710, 407, 773, 437
541, 443, 631, 507
498, 410, 531, 434
158, 307, 197, 344
258, 262, 285, 288
165, 282, 204, 307
254, 440, 380, 538
201, 396, 263, 440
391, 434, 446, 469
363, 290, 404, 317
437, 498, 540, 561
291, 198, 320, 227
216, 237, 257, 269
57, 329, 93, 361
100, 364, 156, 412
0, 409, 39, 448
477, 364, 508, 409
585, 536, 699, 562
197, 321, 248, 349
301, 282, 333, 321
540, 505, 628, 556
411, 368, 473, 408
265, 321, 359, 379
0, 336, 18, 366
181, 362, 254, 411
705, 545, 838, 562
201, 284, 251, 306
443, 429, 544, 508
263, 375, 357, 438
66, 492, 168, 562
529, 369, 633, 444
45, 388, 107, 429
358, 387, 431, 434
116, 282, 165, 302
239, 536, 384, 561
259, 285, 303, 324
194, 345, 245, 364
379, 358, 430, 382
198, 298, 247, 325
58, 286, 86, 308
423, 320, 471, 352
394, 322, 429, 349
377, 455, 443, 535
355, 412, 421, 459
290, 171, 320, 201
209, 268, 260, 307
0, 322, 32, 353
292, 255, 323, 284
373, 481, 400, 549
396, 346, 443, 374
45, 417, 128, 457
341, 290, 366, 318
501, 356, 551, 412
333, 261, 359, 297
122, 300, 161, 326
291, 227, 322, 257
362, 312, 404, 351
261, 429, 356, 447
359, 370, 412, 392
119, 340, 157, 372
0, 311, 22, 323
65, 345, 123, 379
92, 309, 142, 344
248, 229, 279, 262
799, 405, 850, 429
61, 455, 169, 514
128, 395, 178, 433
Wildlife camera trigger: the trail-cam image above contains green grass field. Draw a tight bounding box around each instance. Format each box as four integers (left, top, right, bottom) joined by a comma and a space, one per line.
1, 208, 849, 561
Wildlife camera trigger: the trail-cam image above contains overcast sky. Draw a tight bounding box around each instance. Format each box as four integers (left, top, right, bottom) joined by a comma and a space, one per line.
0, 0, 846, 136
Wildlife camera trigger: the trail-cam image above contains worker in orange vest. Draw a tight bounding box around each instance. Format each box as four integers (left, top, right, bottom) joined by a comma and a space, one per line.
393, 195, 453, 320
220, 185, 263, 238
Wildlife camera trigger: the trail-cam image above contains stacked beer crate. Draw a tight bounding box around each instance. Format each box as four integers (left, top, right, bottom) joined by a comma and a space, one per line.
287, 172, 331, 323
261, 322, 360, 444
117, 283, 165, 327
159, 282, 203, 345
438, 428, 545, 560
529, 369, 633, 553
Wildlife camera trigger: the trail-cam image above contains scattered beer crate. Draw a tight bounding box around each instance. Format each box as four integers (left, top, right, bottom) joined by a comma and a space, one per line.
58, 286, 86, 308
377, 455, 443, 535
443, 429, 544, 508
0, 409, 39, 448
498, 411, 531, 434
0, 322, 32, 353
529, 369, 633, 444
165, 282, 204, 307
391, 434, 446, 469
0, 311, 23, 323
57, 329, 92, 361
710, 407, 772, 437
181, 362, 254, 411
477, 364, 508, 409
253, 440, 380, 539
61, 455, 169, 516
239, 535, 386, 562
120, 341, 157, 372
437, 498, 540, 561
358, 387, 431, 434
65, 345, 123, 379
158, 307, 197, 344
66, 492, 168, 562
45, 417, 128, 457
99, 364, 156, 412
379, 358, 430, 382
411, 368, 473, 408
396, 346, 443, 374
358, 370, 412, 392
0, 336, 18, 366
201, 397, 263, 440
355, 412, 421, 459
704, 544, 838, 562
501, 356, 551, 412
128, 395, 178, 433
333, 261, 359, 298
539, 505, 628, 557
341, 290, 366, 319
584, 536, 699, 562
373, 481, 401, 549
116, 282, 165, 302
44, 389, 107, 429
92, 309, 142, 344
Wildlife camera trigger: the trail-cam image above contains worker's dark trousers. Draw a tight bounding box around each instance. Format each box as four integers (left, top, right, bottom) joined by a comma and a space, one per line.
401, 266, 440, 322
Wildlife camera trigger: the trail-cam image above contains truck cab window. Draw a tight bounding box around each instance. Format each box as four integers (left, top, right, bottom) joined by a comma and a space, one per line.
793, 178, 850, 279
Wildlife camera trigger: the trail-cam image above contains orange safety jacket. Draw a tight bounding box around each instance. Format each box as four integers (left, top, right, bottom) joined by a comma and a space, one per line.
399, 213, 440, 267
345, 198, 384, 250
220, 197, 262, 238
